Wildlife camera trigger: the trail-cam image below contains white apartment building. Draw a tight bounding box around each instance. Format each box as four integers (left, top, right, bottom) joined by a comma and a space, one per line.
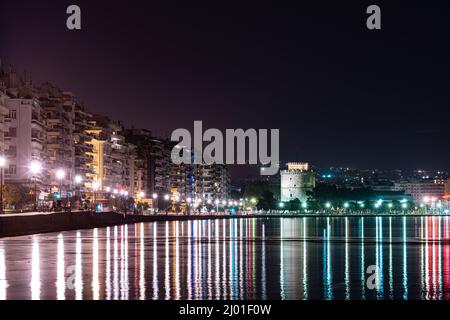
394, 181, 445, 204
3, 97, 47, 186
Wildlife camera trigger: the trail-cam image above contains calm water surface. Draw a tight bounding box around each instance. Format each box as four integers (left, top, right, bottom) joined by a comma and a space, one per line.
0, 216, 449, 300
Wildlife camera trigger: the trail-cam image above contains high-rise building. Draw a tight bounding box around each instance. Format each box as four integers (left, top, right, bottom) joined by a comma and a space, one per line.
280, 162, 315, 202
37, 84, 76, 194
193, 164, 230, 201
0, 68, 48, 197
73, 104, 95, 190
86, 115, 135, 193
124, 129, 174, 198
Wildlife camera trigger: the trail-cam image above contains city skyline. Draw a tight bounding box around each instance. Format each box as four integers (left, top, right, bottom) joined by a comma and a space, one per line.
1, 1, 450, 306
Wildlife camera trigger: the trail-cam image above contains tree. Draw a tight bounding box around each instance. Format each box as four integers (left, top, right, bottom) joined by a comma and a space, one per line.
2, 184, 34, 210
243, 181, 280, 202
257, 190, 277, 211
287, 198, 301, 211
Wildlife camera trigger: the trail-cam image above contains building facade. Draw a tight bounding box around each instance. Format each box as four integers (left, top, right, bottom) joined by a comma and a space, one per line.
1, 68, 48, 198
280, 162, 315, 202
394, 180, 446, 204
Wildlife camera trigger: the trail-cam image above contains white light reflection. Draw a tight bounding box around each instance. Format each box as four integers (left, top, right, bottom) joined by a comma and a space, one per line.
207, 220, 212, 299
280, 218, 285, 299
215, 220, 220, 300
175, 221, 180, 300
92, 228, 99, 300
165, 221, 170, 299
302, 218, 307, 300
0, 243, 8, 300
75, 231, 83, 300
113, 226, 119, 300
360, 217, 365, 300
344, 217, 350, 300
187, 221, 192, 299
139, 223, 146, 300
153, 223, 158, 299
389, 217, 393, 299
30, 237, 40, 300
56, 234, 65, 300
402, 216, 408, 299
106, 227, 111, 300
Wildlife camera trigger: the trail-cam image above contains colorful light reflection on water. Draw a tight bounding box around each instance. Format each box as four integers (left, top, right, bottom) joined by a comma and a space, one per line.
0, 216, 449, 300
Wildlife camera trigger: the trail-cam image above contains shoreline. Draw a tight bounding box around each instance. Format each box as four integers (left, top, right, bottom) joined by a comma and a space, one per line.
0, 211, 448, 238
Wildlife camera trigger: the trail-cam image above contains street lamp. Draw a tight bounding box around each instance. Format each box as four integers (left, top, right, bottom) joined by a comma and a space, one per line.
29, 160, 42, 211
215, 199, 219, 212
74, 174, 83, 200
56, 169, 65, 201
0, 156, 6, 214
74, 174, 82, 185
92, 180, 99, 212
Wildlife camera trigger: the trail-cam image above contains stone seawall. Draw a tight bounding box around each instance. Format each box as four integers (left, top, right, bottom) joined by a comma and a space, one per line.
0, 211, 258, 238
0, 211, 131, 238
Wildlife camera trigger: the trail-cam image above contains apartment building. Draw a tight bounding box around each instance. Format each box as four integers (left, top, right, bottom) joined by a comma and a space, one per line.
0, 68, 48, 196
193, 164, 230, 201
73, 104, 95, 190
38, 84, 75, 194
86, 115, 135, 193
394, 180, 445, 204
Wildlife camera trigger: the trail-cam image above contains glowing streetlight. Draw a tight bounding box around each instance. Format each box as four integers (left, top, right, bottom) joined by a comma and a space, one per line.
55, 169, 65, 200
74, 175, 83, 185
325, 202, 331, 209
207, 199, 212, 205
56, 169, 65, 180
164, 194, 170, 201
139, 191, 145, 198
302, 202, 307, 209
152, 193, 158, 199
105, 186, 111, 193
29, 160, 42, 175
186, 197, 192, 203
279, 202, 284, 208
29, 160, 42, 211
344, 202, 349, 209
92, 180, 99, 212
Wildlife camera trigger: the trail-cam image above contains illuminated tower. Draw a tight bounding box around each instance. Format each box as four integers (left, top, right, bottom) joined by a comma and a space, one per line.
280, 162, 315, 202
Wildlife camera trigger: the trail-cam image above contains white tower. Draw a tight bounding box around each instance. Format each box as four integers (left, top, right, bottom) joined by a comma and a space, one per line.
280, 162, 315, 202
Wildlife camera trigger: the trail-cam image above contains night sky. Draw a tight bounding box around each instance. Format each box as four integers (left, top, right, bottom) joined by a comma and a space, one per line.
1, 1, 449, 178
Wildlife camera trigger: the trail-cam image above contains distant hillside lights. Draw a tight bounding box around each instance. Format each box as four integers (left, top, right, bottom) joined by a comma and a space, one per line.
171, 121, 279, 175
